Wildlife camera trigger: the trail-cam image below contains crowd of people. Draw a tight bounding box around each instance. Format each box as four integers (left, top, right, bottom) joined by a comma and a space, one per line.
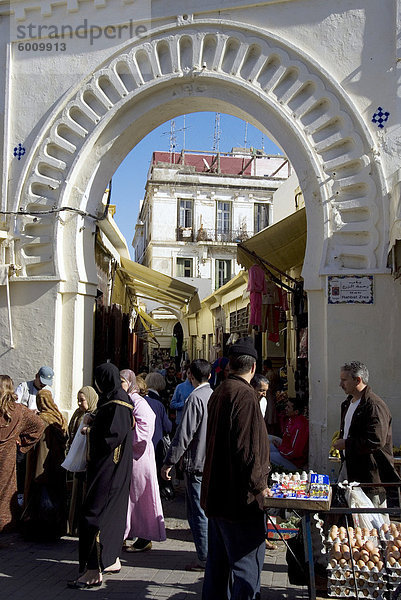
1, 340, 398, 598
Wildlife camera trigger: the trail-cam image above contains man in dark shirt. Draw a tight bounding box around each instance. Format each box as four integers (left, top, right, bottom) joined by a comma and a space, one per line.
201, 337, 271, 600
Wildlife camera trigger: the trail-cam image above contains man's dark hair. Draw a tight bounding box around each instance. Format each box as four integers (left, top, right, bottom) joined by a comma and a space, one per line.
250, 373, 270, 388
341, 361, 369, 384
229, 354, 256, 375
190, 359, 211, 383
287, 396, 307, 415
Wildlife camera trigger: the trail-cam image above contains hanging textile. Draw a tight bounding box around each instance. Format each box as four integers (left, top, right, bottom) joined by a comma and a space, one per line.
170, 336, 177, 357
247, 264, 267, 327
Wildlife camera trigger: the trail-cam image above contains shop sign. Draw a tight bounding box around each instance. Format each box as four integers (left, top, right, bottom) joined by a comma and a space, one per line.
328, 275, 374, 304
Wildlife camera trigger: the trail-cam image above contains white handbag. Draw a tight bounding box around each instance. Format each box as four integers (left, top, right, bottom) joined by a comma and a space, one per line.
61, 420, 88, 472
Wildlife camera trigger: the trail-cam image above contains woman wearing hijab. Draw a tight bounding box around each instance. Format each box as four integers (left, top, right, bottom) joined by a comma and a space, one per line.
67, 386, 98, 536
0, 375, 44, 533
22, 389, 68, 541
68, 363, 134, 589
68, 386, 99, 446
120, 369, 166, 553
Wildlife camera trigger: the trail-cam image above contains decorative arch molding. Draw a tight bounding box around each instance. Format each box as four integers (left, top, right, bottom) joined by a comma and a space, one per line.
13, 19, 387, 277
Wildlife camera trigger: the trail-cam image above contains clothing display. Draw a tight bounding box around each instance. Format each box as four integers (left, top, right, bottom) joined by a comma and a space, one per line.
170, 336, 177, 357
247, 264, 267, 327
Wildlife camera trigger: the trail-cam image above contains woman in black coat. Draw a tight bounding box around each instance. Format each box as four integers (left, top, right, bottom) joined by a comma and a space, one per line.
68, 363, 134, 589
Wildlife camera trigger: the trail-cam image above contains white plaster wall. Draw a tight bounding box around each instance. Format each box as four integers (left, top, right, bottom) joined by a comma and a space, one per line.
272, 172, 300, 223
151, 195, 177, 242
0, 280, 58, 387
194, 198, 215, 232
325, 273, 401, 448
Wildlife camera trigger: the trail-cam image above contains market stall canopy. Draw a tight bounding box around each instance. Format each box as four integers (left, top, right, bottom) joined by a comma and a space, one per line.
237, 207, 307, 273
136, 307, 161, 330
119, 257, 201, 315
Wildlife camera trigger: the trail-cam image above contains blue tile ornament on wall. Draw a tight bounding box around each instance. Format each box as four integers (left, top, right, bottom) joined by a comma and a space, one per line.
372, 107, 390, 129
13, 143, 26, 160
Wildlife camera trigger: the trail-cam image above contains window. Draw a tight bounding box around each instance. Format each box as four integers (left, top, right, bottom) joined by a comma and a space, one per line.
176, 257, 193, 278
217, 201, 231, 235
216, 259, 231, 288
230, 307, 249, 334
178, 199, 193, 228
254, 203, 269, 232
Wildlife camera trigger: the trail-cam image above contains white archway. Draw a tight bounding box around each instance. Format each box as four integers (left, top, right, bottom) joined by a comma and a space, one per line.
9, 19, 391, 470
14, 20, 387, 283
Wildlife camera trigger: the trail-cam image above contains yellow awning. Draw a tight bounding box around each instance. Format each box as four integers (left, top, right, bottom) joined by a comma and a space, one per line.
119, 257, 201, 315
237, 208, 306, 273
136, 308, 161, 329
138, 315, 159, 345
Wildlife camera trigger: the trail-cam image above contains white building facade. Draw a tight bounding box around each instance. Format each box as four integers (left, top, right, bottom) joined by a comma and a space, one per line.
1, 0, 401, 471
133, 150, 290, 296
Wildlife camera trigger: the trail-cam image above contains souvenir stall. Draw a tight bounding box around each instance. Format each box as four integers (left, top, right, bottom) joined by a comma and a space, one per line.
236, 208, 308, 401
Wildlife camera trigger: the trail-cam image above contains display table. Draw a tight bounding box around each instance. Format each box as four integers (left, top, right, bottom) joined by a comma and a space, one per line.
264, 487, 401, 600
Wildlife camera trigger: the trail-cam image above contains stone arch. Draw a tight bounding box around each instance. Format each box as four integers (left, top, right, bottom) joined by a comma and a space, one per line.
13, 19, 387, 282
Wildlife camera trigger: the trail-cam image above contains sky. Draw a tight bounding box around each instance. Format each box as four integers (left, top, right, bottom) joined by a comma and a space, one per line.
110, 112, 282, 254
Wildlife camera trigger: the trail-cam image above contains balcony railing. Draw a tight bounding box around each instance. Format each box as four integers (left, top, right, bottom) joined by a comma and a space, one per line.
176, 227, 252, 243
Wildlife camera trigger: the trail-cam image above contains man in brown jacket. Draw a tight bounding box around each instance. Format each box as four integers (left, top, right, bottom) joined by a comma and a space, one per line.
201, 337, 270, 600
333, 361, 399, 508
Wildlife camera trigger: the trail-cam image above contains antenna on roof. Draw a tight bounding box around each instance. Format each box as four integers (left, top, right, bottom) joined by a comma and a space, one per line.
261, 133, 265, 153
213, 113, 221, 153
169, 120, 176, 156
162, 117, 190, 159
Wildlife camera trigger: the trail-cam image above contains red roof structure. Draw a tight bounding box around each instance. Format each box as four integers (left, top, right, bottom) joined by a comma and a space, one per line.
152, 151, 254, 176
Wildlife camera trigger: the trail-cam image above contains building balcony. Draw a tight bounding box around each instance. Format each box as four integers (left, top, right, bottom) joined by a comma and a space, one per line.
176, 226, 252, 243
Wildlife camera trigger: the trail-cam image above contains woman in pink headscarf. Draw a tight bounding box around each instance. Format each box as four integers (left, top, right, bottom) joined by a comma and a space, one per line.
120, 369, 166, 552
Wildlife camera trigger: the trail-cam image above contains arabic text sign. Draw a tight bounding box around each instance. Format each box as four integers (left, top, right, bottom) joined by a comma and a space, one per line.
328, 275, 374, 304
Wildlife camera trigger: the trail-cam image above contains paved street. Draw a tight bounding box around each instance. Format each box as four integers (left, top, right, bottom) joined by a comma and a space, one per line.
0, 488, 319, 599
